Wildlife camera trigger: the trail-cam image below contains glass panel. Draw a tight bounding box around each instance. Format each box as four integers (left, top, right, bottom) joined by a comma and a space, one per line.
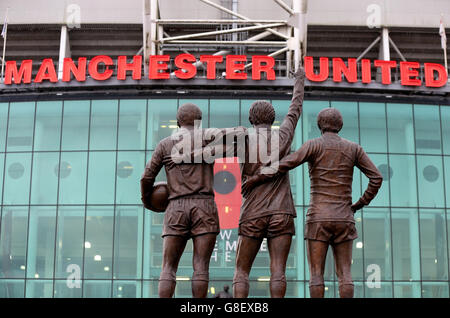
0, 207, 28, 278
54, 207, 85, 279
0, 279, 25, 297
360, 154, 389, 207
58, 152, 88, 204
0, 154, 4, 204
89, 100, 118, 150
61, 100, 90, 151
83, 280, 112, 298
26, 207, 56, 280
113, 206, 143, 279
359, 102, 387, 153
54, 280, 82, 298
86, 151, 116, 204
3, 152, 32, 205
416, 155, 445, 207
25, 280, 53, 298
290, 167, 303, 206
142, 281, 158, 298
387, 103, 415, 154
7, 102, 35, 152
352, 215, 364, 280
117, 99, 147, 150
30, 152, 59, 205
113, 281, 141, 298
0, 102, 8, 151
414, 104, 441, 155
179, 99, 209, 127
393, 282, 421, 298
362, 208, 392, 280
421, 282, 449, 298
330, 101, 359, 143
147, 99, 178, 150
364, 282, 393, 298
302, 100, 328, 141
441, 106, 450, 155
83, 206, 114, 279
391, 208, 421, 281
115, 151, 145, 204
33, 101, 62, 151
419, 209, 448, 280
389, 154, 417, 207
210, 99, 239, 128
446, 157, 450, 206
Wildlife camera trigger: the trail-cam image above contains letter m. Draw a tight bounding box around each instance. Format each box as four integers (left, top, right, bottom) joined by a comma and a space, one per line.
4, 60, 33, 84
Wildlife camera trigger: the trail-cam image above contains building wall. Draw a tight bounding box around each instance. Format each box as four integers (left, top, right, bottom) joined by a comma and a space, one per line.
0, 97, 449, 298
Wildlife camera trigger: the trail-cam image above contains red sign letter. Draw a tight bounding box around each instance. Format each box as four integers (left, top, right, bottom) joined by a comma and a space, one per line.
174, 53, 197, 79
424, 63, 448, 87
361, 59, 372, 84
374, 60, 397, 84
304, 56, 329, 82
34, 58, 58, 83
332, 58, 357, 83
400, 61, 421, 86
88, 55, 114, 81
4, 60, 33, 84
62, 57, 87, 82
251, 55, 275, 80
117, 55, 142, 80
200, 55, 223, 79
149, 55, 170, 79
226, 55, 247, 80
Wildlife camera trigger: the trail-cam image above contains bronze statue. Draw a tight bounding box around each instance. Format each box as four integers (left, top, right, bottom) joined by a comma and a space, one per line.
233, 65, 305, 298
242, 107, 383, 298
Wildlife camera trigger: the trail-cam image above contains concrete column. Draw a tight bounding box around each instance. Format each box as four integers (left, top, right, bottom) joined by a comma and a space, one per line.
58, 25, 71, 80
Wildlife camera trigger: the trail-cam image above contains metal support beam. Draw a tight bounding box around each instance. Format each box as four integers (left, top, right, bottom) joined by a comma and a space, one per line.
58, 25, 71, 80
143, 0, 158, 77
381, 27, 390, 61
155, 19, 287, 24
356, 36, 381, 62
292, 0, 308, 70
389, 37, 407, 62
273, 0, 295, 15
244, 47, 290, 69
166, 40, 287, 46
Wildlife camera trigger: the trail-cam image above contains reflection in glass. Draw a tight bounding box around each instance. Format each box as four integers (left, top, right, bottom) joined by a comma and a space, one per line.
25, 280, 53, 298
421, 282, 449, 298
387, 103, 414, 153
0, 280, 25, 297
115, 152, 145, 204
54, 280, 82, 298
118, 99, 147, 150
147, 99, 178, 150
86, 151, 116, 204
210, 99, 239, 128
393, 282, 421, 298
30, 152, 59, 204
3, 152, 32, 205
58, 152, 87, 204
441, 106, 450, 155
83, 280, 112, 298
416, 155, 444, 207
389, 154, 417, 207
61, 100, 90, 150
113, 281, 141, 298
7, 102, 35, 152
361, 154, 388, 206
34, 101, 62, 151
359, 102, 387, 153
89, 100, 118, 150
414, 104, 441, 155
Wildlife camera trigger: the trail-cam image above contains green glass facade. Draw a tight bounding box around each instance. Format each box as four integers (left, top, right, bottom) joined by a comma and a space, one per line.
0, 97, 449, 298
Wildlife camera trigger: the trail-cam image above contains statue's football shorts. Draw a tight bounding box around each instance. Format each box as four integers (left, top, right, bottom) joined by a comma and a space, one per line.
238, 214, 295, 239
305, 221, 357, 244
162, 195, 220, 238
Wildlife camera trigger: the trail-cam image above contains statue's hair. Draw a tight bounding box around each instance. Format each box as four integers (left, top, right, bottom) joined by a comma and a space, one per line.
317, 108, 343, 133
177, 103, 202, 127
248, 100, 275, 125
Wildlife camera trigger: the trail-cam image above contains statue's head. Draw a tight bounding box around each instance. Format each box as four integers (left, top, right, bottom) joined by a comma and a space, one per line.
317, 108, 343, 133
177, 103, 202, 127
248, 100, 275, 126
223, 285, 229, 292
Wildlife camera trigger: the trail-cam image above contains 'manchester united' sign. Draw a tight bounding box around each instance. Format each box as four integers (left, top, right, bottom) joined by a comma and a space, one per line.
3, 54, 448, 88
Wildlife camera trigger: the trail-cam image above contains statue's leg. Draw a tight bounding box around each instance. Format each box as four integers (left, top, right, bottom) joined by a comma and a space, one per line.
331, 239, 354, 298
306, 239, 329, 298
191, 233, 217, 298
233, 235, 263, 298
159, 235, 188, 298
267, 234, 292, 298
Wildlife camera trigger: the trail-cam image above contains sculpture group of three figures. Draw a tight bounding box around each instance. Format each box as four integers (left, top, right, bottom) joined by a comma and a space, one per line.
140, 61, 383, 298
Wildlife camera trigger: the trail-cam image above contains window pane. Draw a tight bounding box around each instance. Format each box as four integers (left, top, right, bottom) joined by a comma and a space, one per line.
416, 155, 445, 207
0, 102, 8, 151
445, 157, 450, 207
118, 99, 147, 150
34, 101, 62, 151
26, 207, 56, 280
393, 282, 421, 298
83, 280, 112, 298
420, 209, 448, 280
361, 154, 389, 206
3, 152, 32, 205
58, 152, 88, 204
289, 167, 303, 206
25, 280, 53, 298
272, 99, 302, 150
392, 208, 421, 281
179, 99, 208, 127
0, 279, 25, 297
87, 151, 116, 204
0, 154, 4, 204
359, 102, 387, 153
84, 206, 114, 279
113, 207, 143, 280
331, 101, 359, 143
54, 280, 82, 298
147, 99, 178, 150
302, 100, 327, 141
210, 99, 239, 128
352, 215, 364, 280
7, 102, 35, 152
61, 100, 90, 151
387, 103, 414, 153
115, 151, 145, 204
113, 281, 141, 298
362, 208, 392, 280
0, 207, 28, 278
364, 282, 393, 298
89, 100, 118, 150
421, 282, 449, 298
414, 104, 441, 155
30, 152, 59, 204
54, 207, 85, 279
441, 106, 450, 155
389, 154, 417, 207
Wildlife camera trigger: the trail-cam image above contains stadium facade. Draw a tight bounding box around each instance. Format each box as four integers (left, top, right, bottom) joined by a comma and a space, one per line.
0, 0, 449, 298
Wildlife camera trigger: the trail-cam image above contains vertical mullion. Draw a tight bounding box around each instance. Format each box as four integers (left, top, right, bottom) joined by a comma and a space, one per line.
0, 101, 11, 270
